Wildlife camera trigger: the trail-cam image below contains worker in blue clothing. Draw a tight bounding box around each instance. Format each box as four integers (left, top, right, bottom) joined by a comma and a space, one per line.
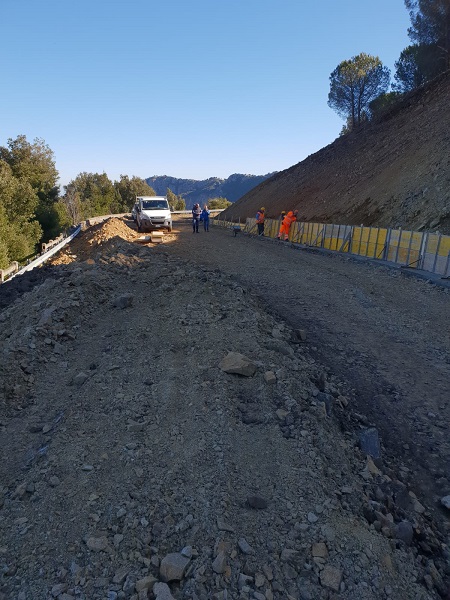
201, 205, 210, 231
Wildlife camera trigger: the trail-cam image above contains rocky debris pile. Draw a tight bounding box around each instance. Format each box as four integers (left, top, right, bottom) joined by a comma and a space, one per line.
50, 217, 176, 266
0, 221, 448, 599
0, 218, 148, 311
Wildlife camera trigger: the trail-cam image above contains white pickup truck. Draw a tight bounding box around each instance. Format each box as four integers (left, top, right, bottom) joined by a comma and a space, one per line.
135, 196, 172, 232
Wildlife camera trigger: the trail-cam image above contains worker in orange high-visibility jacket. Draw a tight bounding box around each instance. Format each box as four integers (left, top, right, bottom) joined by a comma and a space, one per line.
277, 209, 298, 241
255, 207, 266, 236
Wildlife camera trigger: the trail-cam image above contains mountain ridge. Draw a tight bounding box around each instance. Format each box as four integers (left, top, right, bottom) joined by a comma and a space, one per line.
145, 172, 276, 209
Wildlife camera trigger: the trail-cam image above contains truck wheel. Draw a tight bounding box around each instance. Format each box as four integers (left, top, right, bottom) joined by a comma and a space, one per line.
137, 221, 141, 232
168, 226, 172, 232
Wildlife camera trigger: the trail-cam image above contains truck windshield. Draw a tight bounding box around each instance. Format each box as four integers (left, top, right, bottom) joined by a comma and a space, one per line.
142, 200, 168, 210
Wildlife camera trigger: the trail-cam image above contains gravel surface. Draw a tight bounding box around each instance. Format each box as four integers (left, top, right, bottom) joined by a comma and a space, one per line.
0, 216, 449, 600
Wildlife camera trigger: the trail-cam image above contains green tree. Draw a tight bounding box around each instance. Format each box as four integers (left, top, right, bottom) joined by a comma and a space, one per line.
114, 175, 155, 211
328, 53, 390, 130
167, 188, 186, 210
61, 182, 82, 225
67, 172, 120, 219
393, 44, 434, 91
405, 0, 450, 72
0, 160, 42, 267
208, 197, 232, 209
0, 135, 61, 241
368, 91, 403, 118
0, 135, 59, 201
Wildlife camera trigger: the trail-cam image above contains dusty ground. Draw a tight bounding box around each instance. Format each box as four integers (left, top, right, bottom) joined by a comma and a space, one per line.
0, 216, 449, 600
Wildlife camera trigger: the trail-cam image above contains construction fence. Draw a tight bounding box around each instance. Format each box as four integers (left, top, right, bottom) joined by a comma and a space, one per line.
214, 216, 450, 278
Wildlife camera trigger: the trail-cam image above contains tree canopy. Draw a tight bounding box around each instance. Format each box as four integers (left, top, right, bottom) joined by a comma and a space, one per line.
208, 197, 231, 209
0, 159, 43, 268
0, 135, 58, 201
166, 188, 186, 211
393, 44, 432, 91
63, 172, 121, 220
328, 54, 391, 130
114, 175, 155, 211
405, 0, 450, 71
394, 1, 450, 88
0, 135, 66, 243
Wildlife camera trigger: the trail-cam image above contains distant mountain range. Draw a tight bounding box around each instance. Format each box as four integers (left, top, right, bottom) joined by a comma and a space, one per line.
145, 173, 276, 209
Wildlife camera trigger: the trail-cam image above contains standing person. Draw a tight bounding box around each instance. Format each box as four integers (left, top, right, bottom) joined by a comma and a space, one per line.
201, 205, 210, 231
277, 210, 298, 241
192, 203, 201, 233
255, 207, 266, 236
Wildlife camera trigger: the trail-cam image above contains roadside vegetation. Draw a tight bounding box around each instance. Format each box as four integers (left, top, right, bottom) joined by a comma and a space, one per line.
208, 198, 232, 209
166, 188, 186, 211
0, 136, 157, 269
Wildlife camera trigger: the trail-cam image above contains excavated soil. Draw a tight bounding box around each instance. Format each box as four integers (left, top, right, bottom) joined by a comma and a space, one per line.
0, 216, 449, 600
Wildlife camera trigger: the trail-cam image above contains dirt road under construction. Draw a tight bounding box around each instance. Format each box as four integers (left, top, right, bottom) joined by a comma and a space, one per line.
175, 218, 450, 508
0, 215, 449, 600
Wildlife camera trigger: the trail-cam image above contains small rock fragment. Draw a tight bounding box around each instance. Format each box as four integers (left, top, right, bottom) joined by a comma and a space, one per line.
312, 542, 328, 558
86, 536, 108, 552
219, 352, 257, 377
73, 372, 88, 387
263, 370, 276, 384
217, 518, 235, 532
112, 293, 134, 309
159, 552, 190, 582
441, 495, 450, 510
320, 565, 342, 591
153, 582, 176, 600
247, 495, 268, 509
212, 551, 227, 574
238, 538, 255, 555
135, 575, 157, 593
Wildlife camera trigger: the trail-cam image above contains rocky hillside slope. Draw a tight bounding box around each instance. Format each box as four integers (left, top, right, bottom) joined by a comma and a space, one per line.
222, 72, 450, 234
145, 173, 275, 209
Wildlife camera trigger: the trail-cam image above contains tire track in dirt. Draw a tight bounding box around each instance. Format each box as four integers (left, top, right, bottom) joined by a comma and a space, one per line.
161, 218, 450, 520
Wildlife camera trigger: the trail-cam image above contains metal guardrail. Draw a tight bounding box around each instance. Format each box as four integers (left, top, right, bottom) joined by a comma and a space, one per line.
1, 225, 82, 284
0, 211, 198, 283
213, 217, 450, 278
0, 212, 134, 284
41, 234, 64, 253
0, 261, 19, 283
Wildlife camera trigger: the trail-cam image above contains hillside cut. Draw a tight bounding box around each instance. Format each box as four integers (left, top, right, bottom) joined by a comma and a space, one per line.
224, 72, 450, 235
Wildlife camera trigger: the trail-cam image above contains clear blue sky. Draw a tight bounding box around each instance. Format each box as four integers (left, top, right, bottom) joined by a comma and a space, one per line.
0, 0, 411, 188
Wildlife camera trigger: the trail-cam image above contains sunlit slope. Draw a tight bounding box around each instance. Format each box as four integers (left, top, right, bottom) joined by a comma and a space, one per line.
223, 71, 450, 234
